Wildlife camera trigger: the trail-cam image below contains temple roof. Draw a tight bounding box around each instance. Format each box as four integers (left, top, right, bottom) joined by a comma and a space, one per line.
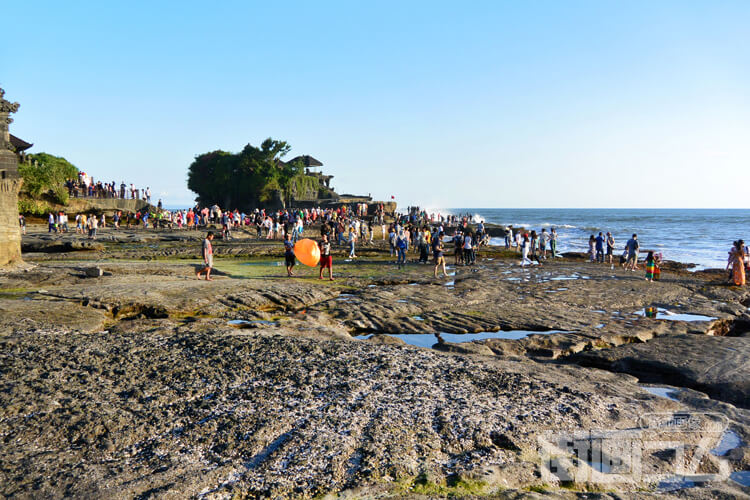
289, 155, 323, 167
10, 134, 33, 152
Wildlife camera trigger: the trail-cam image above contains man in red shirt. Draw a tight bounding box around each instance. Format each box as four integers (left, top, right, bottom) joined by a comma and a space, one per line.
318, 234, 334, 281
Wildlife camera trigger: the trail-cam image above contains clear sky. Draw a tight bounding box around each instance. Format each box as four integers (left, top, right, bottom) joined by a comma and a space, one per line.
3, 1, 749, 208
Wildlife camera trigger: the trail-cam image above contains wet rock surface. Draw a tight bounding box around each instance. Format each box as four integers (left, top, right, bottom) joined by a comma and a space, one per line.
1, 225, 749, 498
571, 334, 750, 409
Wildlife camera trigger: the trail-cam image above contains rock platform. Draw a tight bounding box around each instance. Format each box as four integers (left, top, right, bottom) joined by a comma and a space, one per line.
1, 225, 749, 498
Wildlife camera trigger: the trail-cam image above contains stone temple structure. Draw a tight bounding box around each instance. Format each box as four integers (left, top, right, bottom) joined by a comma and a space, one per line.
0, 88, 23, 267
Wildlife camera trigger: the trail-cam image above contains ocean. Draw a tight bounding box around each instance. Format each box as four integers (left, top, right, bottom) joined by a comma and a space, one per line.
439, 209, 750, 270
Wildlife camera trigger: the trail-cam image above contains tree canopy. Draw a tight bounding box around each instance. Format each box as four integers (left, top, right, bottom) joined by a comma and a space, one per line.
19, 152, 79, 205
187, 138, 309, 209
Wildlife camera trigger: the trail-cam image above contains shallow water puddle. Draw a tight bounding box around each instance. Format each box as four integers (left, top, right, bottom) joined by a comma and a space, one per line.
711, 429, 743, 456
241, 261, 284, 267
355, 329, 569, 348
228, 319, 278, 327
658, 476, 696, 492
639, 385, 680, 402
412, 316, 424, 321
444, 281, 455, 287
337, 293, 356, 302
731, 471, 750, 487
635, 307, 717, 322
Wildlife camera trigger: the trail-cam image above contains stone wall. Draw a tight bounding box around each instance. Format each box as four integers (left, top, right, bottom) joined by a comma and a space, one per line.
0, 177, 23, 266
0, 149, 18, 180
64, 198, 154, 214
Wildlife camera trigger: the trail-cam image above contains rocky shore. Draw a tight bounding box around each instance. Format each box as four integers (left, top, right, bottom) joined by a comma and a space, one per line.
1, 225, 749, 498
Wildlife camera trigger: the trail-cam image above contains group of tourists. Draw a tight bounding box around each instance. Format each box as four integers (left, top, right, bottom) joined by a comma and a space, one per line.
502, 226, 558, 267
44, 211, 103, 239
66, 174, 152, 201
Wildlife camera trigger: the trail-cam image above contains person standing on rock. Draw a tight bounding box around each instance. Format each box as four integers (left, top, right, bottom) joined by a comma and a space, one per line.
550, 228, 558, 258
284, 233, 296, 277
606, 232, 615, 264
727, 240, 746, 286
595, 232, 605, 263
645, 251, 656, 282
19, 214, 26, 235
87, 213, 98, 240
520, 234, 532, 267
540, 228, 550, 259
196, 232, 215, 281
463, 230, 475, 265
318, 234, 334, 281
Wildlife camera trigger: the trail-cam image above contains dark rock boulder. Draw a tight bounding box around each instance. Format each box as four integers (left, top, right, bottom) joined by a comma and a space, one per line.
571, 334, 750, 409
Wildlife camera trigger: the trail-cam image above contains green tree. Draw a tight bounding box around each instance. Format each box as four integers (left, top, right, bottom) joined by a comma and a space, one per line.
18, 152, 79, 205
187, 138, 308, 210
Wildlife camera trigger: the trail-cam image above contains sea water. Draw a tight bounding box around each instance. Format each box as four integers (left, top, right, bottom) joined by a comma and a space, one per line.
438, 208, 750, 269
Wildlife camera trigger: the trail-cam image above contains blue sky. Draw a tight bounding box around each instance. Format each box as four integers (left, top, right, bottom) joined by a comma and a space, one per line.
3, 1, 749, 208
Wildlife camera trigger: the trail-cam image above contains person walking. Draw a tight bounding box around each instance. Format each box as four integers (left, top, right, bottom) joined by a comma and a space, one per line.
318, 234, 334, 281
625, 234, 640, 271
396, 230, 407, 268
529, 230, 543, 266
196, 232, 214, 280
348, 228, 357, 259
433, 231, 447, 278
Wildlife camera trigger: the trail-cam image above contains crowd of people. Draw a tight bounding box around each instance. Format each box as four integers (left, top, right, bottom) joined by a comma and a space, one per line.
23, 202, 750, 288
66, 173, 153, 202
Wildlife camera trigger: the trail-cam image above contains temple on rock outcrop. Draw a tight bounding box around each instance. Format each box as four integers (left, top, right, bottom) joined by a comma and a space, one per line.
273, 154, 395, 213
0, 88, 24, 266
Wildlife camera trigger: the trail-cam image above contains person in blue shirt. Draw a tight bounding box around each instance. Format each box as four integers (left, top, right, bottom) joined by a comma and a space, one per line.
595, 232, 605, 263
284, 233, 296, 277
